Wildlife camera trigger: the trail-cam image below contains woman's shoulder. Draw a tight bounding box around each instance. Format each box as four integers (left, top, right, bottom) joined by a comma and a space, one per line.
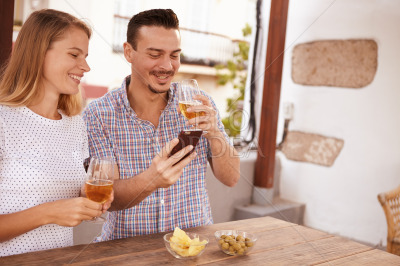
0, 105, 23, 118
63, 112, 85, 123
0, 104, 11, 112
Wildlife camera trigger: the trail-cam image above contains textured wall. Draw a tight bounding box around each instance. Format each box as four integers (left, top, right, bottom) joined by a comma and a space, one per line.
281, 131, 344, 167
292, 39, 378, 88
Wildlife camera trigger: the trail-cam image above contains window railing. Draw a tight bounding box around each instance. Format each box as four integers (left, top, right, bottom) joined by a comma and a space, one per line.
113, 14, 241, 66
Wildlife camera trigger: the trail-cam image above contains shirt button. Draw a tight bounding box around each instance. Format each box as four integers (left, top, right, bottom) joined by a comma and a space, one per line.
160, 199, 164, 204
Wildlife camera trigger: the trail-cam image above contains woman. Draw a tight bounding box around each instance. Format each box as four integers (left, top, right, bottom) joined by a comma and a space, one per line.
0, 9, 110, 256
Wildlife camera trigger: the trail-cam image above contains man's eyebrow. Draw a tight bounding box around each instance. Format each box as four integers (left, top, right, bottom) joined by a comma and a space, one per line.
146, 48, 182, 53
68, 47, 88, 56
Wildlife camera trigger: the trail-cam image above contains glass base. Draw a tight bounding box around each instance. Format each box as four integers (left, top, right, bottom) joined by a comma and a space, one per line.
86, 216, 106, 224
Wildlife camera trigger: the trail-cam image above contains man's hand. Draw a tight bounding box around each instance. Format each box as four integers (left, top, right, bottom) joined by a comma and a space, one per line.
183, 95, 240, 188
146, 138, 197, 189
186, 95, 220, 138
109, 138, 197, 211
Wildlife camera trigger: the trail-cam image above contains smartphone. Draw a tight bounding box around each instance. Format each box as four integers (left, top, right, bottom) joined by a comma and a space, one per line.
169, 129, 202, 163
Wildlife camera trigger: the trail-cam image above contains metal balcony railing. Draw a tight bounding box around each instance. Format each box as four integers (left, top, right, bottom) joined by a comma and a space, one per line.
113, 14, 240, 66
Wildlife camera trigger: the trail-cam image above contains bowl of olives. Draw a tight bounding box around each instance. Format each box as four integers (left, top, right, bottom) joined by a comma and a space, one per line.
214, 230, 257, 256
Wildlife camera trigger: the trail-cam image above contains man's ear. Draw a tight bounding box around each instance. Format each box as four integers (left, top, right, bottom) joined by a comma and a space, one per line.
123, 42, 134, 63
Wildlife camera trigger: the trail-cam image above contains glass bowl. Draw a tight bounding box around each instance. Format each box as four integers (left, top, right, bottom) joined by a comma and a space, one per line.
163, 232, 209, 259
214, 230, 257, 256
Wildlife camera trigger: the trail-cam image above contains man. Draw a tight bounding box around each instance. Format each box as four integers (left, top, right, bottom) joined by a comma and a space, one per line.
83, 9, 240, 241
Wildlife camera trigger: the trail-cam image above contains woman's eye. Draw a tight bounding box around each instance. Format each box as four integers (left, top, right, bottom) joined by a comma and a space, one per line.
70, 54, 78, 58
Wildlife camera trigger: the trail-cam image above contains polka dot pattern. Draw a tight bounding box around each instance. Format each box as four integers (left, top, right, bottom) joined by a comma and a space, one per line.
0, 106, 89, 257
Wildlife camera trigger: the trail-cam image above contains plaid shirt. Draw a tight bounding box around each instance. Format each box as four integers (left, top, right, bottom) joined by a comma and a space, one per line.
83, 76, 229, 241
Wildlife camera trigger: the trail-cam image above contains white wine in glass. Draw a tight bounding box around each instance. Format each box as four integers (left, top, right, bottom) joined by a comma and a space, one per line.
85, 157, 114, 223
177, 79, 206, 131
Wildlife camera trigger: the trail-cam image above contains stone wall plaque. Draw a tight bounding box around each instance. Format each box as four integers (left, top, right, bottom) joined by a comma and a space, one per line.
281, 131, 344, 167
292, 39, 377, 88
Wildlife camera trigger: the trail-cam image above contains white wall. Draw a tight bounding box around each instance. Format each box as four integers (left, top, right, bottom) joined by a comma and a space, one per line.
277, 0, 400, 246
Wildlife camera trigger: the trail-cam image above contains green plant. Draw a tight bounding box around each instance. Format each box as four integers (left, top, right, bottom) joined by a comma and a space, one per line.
215, 24, 251, 137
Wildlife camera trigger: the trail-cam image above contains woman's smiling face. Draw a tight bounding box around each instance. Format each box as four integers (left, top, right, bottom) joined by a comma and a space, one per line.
42, 26, 90, 97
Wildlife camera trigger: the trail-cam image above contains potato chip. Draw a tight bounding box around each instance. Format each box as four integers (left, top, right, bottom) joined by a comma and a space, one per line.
169, 227, 207, 257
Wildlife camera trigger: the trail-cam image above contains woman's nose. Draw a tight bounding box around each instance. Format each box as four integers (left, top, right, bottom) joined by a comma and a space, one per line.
80, 59, 91, 72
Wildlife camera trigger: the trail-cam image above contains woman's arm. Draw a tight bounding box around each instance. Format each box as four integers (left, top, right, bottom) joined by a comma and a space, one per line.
0, 197, 102, 242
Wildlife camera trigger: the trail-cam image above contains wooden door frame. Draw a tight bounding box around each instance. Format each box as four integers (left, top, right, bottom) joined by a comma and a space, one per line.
254, 0, 290, 188
0, 0, 14, 70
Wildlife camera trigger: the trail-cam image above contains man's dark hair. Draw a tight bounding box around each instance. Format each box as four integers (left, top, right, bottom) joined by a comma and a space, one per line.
127, 9, 180, 50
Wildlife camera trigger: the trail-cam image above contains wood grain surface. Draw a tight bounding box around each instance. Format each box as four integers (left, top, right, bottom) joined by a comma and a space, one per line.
1, 216, 399, 265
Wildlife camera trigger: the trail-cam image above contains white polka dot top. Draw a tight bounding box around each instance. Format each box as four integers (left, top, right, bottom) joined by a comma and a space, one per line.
0, 105, 89, 257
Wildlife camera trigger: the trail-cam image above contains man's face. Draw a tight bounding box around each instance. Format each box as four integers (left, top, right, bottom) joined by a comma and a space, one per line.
125, 26, 181, 94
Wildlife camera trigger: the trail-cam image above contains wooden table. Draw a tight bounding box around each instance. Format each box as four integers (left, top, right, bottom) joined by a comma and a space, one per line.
1, 216, 399, 265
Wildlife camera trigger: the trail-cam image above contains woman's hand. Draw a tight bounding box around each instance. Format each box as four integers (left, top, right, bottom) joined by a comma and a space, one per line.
42, 197, 102, 227
101, 189, 114, 213
80, 180, 114, 213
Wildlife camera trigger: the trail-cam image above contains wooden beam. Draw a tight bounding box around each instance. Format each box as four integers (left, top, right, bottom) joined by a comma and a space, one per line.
254, 0, 289, 188
0, 0, 14, 70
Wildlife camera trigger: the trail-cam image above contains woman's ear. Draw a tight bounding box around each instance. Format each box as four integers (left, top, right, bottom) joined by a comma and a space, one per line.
123, 42, 134, 63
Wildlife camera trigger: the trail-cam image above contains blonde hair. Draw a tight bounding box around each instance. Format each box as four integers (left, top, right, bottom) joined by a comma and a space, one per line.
0, 9, 92, 116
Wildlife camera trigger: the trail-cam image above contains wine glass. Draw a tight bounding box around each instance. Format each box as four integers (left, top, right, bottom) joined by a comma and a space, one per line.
85, 157, 114, 223
177, 79, 206, 133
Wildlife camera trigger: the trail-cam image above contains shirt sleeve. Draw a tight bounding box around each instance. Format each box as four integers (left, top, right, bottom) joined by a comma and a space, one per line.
82, 104, 115, 162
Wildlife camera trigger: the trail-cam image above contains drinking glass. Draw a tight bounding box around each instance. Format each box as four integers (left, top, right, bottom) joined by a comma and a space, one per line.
85, 157, 114, 223
177, 79, 206, 132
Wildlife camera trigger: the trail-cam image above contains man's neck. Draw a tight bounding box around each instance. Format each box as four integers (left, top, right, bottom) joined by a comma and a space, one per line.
127, 81, 169, 127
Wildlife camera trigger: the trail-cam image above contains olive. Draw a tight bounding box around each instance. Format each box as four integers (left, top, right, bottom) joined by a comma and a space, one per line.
220, 235, 227, 239
236, 235, 244, 242
218, 239, 225, 245
229, 246, 235, 253
246, 241, 254, 247
221, 242, 229, 250
233, 243, 241, 251
237, 248, 244, 255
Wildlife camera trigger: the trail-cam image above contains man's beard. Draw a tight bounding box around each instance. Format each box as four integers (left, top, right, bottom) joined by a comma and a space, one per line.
148, 84, 165, 94
148, 70, 175, 94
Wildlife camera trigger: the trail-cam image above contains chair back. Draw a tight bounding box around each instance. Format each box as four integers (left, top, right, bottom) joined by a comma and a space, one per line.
378, 185, 400, 255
